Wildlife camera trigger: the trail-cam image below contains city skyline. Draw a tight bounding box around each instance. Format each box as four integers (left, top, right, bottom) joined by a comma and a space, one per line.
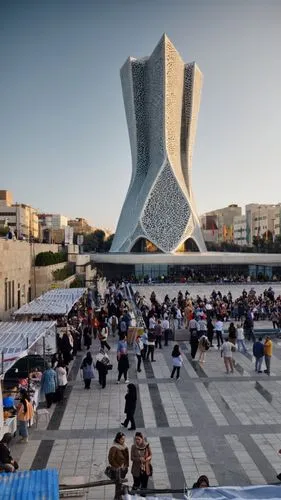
0, 0, 280, 229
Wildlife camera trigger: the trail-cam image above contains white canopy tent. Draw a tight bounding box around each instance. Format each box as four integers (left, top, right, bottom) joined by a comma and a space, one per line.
0, 321, 56, 375
13, 288, 86, 317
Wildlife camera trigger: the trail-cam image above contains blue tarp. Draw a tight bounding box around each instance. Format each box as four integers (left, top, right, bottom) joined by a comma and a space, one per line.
0, 468, 59, 499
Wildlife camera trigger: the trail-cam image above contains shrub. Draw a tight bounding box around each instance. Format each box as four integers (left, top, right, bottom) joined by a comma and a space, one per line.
52, 263, 75, 281
35, 251, 67, 266
70, 275, 85, 288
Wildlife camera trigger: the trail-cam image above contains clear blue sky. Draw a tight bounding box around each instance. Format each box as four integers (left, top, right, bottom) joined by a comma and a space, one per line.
0, 0, 280, 230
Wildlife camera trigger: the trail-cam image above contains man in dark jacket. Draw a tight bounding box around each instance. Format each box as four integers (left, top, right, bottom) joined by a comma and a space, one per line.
253, 337, 264, 373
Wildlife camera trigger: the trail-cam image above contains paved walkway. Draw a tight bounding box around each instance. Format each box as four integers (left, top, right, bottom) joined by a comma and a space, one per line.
11, 334, 281, 499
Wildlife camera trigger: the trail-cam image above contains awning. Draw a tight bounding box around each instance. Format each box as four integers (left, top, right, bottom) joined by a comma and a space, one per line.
124, 485, 281, 499
0, 321, 56, 374
0, 468, 59, 499
14, 288, 86, 317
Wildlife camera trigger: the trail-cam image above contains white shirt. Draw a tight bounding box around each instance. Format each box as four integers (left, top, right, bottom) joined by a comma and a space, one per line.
162, 319, 169, 330
149, 317, 156, 329
215, 320, 224, 332
221, 341, 235, 358
237, 327, 244, 340
56, 367, 67, 386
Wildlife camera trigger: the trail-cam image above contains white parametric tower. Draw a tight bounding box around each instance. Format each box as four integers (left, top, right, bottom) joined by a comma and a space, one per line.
110, 34, 206, 253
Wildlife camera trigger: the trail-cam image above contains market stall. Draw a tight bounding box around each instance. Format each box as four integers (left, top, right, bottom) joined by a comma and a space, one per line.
0, 321, 56, 439
13, 287, 87, 318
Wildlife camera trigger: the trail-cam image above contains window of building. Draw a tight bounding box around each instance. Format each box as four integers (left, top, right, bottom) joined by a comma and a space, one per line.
12, 280, 14, 307
8, 281, 11, 309
17, 283, 21, 309
4, 280, 8, 311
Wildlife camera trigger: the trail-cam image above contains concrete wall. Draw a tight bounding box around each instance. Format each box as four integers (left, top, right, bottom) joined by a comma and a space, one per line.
0, 240, 60, 320
32, 262, 68, 297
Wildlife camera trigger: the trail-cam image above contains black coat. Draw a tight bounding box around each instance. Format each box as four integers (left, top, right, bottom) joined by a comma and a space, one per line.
124, 392, 136, 415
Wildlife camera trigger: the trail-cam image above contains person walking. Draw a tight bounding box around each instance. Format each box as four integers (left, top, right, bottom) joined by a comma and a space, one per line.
264, 336, 272, 375
228, 322, 237, 345
162, 316, 170, 346
154, 320, 163, 349
121, 384, 137, 430
198, 334, 210, 364
96, 349, 110, 389
131, 432, 152, 491
237, 324, 247, 353
108, 432, 129, 483
17, 390, 34, 443
220, 338, 235, 374
141, 330, 148, 360
117, 334, 130, 383
189, 317, 200, 359
215, 317, 224, 348
55, 361, 68, 402
146, 329, 156, 362
134, 336, 144, 373
253, 336, 264, 373
99, 322, 111, 351
83, 326, 92, 351
170, 345, 183, 380
80, 351, 94, 389
41, 363, 58, 407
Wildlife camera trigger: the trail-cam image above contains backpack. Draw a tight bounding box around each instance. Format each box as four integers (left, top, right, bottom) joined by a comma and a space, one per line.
147, 331, 155, 342
202, 337, 210, 350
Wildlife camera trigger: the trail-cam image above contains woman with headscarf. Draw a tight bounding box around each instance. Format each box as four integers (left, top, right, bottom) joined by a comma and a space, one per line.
192, 475, 210, 488
131, 432, 152, 491
121, 383, 137, 430
80, 351, 94, 389
96, 349, 110, 389
108, 432, 129, 480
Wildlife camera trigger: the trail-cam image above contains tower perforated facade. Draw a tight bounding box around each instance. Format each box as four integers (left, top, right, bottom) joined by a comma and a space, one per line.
110, 34, 206, 253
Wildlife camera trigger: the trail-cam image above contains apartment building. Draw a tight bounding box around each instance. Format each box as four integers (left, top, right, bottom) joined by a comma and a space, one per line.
0, 190, 39, 239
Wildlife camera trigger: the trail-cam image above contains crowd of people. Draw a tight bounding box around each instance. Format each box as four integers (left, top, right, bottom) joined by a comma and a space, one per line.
4, 282, 281, 490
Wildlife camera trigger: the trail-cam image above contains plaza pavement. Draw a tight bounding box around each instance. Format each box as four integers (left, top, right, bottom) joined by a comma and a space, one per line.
10, 328, 281, 499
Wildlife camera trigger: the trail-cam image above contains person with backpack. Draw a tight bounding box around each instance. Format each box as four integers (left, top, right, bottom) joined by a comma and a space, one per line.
98, 322, 111, 351
96, 348, 111, 389
198, 334, 210, 364
170, 345, 183, 380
